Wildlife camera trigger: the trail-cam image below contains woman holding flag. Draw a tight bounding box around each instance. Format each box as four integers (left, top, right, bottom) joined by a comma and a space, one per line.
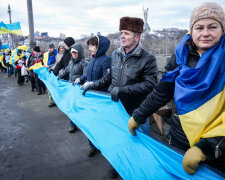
128, 2, 225, 175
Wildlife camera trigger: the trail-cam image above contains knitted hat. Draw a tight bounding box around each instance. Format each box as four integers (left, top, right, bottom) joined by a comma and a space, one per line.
64, 37, 75, 47
49, 44, 55, 49
119, 17, 144, 33
190, 2, 225, 33
33, 46, 40, 52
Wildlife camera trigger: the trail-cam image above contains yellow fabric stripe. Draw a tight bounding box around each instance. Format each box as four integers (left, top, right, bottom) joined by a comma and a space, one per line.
29, 63, 43, 70
0, 27, 23, 36
43, 52, 49, 66
179, 86, 225, 147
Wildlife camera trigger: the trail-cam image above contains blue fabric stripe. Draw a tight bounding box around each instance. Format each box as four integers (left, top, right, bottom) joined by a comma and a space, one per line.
0, 21, 21, 31
0, 44, 9, 50
162, 34, 225, 115
34, 67, 223, 180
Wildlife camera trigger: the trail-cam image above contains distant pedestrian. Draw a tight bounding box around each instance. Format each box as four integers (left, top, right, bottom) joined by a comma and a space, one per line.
14, 49, 26, 86
4, 50, 12, 77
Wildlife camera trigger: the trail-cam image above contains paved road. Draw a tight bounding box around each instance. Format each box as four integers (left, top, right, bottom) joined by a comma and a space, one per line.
0, 72, 121, 180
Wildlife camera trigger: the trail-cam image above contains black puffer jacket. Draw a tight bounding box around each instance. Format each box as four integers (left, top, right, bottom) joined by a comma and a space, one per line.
59, 44, 88, 82
94, 43, 158, 114
53, 49, 72, 80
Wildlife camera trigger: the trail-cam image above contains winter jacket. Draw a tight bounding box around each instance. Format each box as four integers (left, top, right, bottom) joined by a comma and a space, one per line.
132, 44, 225, 172
4, 54, 11, 66
27, 52, 43, 68
93, 43, 158, 114
51, 42, 66, 76
80, 35, 111, 83
43, 49, 57, 67
53, 48, 72, 80
59, 44, 88, 82
14, 54, 26, 69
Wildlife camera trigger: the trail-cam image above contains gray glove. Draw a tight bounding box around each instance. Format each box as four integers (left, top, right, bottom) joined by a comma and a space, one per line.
73, 78, 80, 86
80, 81, 94, 90
81, 81, 95, 96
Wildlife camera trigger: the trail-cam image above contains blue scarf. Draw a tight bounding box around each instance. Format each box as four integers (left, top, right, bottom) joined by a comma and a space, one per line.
162, 34, 225, 115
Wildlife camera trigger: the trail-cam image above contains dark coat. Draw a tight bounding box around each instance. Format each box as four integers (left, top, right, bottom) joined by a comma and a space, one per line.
80, 35, 111, 83
94, 43, 158, 114
59, 44, 88, 82
53, 49, 72, 80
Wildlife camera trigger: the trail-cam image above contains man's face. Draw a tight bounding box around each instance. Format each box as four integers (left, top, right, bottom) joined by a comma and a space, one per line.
48, 48, 54, 53
17, 52, 22, 56
88, 44, 97, 55
65, 44, 69, 50
120, 30, 140, 51
33, 51, 38, 55
71, 51, 78, 59
192, 18, 223, 54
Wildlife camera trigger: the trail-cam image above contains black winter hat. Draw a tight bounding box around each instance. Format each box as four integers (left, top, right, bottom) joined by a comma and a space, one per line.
17, 49, 23, 53
33, 46, 41, 52
49, 44, 55, 49
64, 37, 75, 48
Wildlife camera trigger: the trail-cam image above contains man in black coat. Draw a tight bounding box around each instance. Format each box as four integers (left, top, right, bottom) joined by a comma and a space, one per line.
83, 16, 158, 178
53, 37, 75, 80
83, 16, 157, 118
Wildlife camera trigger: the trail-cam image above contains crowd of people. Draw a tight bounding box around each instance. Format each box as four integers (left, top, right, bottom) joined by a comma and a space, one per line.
0, 2, 224, 179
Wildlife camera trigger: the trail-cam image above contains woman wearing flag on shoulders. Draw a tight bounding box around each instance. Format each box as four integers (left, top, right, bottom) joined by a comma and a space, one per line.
128, 2, 225, 175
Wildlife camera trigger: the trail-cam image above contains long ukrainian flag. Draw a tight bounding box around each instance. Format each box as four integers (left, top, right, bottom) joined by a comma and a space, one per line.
0, 21, 23, 36
163, 34, 225, 147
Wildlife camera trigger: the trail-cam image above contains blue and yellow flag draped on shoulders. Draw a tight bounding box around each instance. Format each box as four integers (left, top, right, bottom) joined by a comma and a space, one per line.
0, 21, 23, 36
163, 34, 225, 147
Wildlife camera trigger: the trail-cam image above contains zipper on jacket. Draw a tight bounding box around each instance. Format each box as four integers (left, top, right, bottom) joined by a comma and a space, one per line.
90, 57, 96, 81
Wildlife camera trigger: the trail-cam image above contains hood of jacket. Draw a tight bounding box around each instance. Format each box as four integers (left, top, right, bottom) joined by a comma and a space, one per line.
57, 41, 66, 53
95, 35, 110, 57
70, 44, 84, 63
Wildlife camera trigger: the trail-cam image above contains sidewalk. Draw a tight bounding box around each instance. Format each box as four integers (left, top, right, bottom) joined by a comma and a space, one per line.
0, 72, 121, 180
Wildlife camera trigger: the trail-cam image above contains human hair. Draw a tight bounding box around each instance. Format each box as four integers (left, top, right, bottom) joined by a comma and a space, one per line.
134, 32, 141, 38
87, 36, 98, 47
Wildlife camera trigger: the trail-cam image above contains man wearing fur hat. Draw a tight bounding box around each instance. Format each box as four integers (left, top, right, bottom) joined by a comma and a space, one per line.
82, 16, 158, 178
83, 16, 157, 129
128, 2, 225, 175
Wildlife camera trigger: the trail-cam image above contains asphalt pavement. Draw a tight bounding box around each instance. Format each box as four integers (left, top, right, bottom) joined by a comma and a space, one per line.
0, 72, 122, 180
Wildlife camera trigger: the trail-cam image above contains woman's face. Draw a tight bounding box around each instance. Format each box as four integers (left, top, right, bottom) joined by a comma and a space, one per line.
88, 44, 97, 56
59, 46, 65, 53
192, 18, 223, 54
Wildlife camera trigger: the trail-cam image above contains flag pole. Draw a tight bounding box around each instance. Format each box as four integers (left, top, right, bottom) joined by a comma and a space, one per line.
8, 4, 14, 49
27, 0, 36, 49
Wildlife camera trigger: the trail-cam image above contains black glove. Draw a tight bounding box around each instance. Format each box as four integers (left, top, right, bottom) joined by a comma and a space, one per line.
49, 69, 53, 73
111, 87, 120, 102
82, 83, 95, 96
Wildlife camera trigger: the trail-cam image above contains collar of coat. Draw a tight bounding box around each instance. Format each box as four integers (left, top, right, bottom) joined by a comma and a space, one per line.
117, 42, 142, 57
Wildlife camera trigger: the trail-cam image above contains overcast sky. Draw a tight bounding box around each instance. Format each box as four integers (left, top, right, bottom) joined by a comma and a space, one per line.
1, 0, 224, 39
